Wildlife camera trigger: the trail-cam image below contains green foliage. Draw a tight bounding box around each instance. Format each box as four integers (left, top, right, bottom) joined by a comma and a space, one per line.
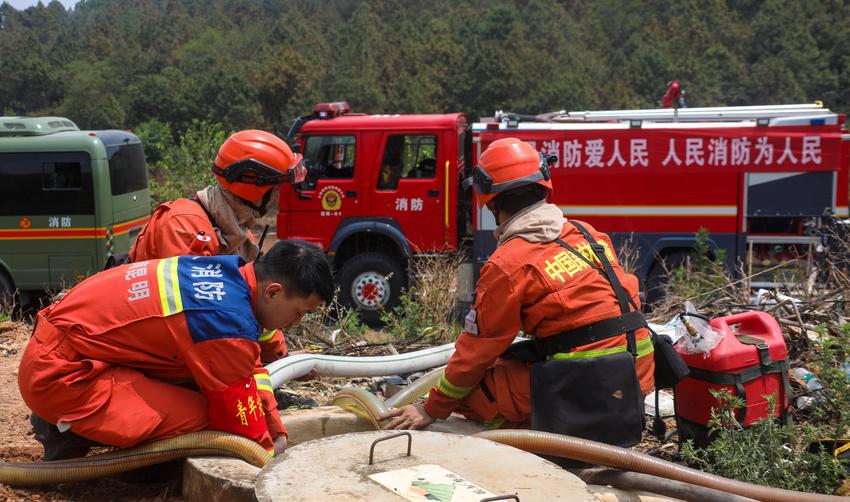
134, 119, 174, 165
803, 325, 850, 438
147, 120, 226, 205
3, 0, 850, 131
381, 255, 461, 343
667, 227, 731, 302
680, 389, 846, 495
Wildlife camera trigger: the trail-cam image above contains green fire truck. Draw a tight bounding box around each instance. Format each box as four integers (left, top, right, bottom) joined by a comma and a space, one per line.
0, 117, 151, 310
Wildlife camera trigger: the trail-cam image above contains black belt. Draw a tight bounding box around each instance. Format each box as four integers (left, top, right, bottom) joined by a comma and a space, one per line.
535, 310, 648, 356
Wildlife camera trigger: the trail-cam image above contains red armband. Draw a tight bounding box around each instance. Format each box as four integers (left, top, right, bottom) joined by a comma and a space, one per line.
205, 376, 270, 443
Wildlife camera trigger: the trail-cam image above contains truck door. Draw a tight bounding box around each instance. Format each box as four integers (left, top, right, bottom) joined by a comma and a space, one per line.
282, 134, 362, 249
370, 132, 446, 252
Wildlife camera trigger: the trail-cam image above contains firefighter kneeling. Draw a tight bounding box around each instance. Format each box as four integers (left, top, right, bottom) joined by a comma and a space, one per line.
18, 239, 332, 461
381, 138, 655, 448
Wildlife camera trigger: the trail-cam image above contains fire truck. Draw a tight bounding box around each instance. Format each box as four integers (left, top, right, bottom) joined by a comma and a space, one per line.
278, 101, 849, 323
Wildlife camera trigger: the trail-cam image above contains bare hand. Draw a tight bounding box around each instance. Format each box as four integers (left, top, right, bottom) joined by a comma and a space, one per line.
273, 435, 288, 455
378, 403, 435, 430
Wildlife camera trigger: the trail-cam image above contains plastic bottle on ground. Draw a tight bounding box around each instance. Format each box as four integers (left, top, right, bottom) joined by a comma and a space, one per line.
792, 367, 825, 409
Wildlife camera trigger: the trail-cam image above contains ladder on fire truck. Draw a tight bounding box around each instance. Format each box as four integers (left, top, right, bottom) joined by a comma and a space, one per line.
547, 103, 834, 123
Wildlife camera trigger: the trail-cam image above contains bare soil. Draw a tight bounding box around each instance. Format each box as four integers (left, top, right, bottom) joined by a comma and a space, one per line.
0, 320, 181, 501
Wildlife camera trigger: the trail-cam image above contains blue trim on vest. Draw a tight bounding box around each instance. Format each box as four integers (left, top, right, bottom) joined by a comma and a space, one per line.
176, 255, 260, 344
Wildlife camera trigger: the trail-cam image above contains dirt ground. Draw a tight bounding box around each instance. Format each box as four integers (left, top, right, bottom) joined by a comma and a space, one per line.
0, 320, 181, 502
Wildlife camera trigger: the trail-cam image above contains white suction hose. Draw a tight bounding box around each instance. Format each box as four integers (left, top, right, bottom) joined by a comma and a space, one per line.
265, 342, 456, 389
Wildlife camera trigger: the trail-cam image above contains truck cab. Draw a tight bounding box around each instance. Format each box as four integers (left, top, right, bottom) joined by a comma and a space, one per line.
278, 103, 470, 324
0, 117, 151, 309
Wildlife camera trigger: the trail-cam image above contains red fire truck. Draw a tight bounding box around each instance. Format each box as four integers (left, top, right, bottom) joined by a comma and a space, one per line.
278, 101, 849, 323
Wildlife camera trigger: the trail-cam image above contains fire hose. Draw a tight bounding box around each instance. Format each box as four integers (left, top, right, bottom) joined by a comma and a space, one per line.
0, 431, 269, 487
332, 378, 848, 502
265, 343, 454, 389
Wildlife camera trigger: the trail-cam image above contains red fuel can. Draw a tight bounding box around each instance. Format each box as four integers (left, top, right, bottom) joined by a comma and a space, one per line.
674, 311, 791, 445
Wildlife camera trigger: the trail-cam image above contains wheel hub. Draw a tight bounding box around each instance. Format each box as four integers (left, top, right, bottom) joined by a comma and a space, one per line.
351, 271, 390, 309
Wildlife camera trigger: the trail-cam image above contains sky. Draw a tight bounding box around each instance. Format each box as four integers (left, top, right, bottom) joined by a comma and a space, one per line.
4, 0, 78, 10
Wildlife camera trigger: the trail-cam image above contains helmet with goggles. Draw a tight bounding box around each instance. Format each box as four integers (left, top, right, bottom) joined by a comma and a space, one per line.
465, 137, 554, 208
212, 130, 305, 204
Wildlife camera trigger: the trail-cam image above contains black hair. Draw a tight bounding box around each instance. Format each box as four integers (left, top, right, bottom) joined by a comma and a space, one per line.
254, 239, 334, 303
491, 184, 548, 217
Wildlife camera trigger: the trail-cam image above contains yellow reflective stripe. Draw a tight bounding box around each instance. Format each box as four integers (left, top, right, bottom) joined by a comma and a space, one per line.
156, 259, 171, 314
483, 417, 506, 429
258, 329, 276, 342
551, 336, 654, 360
170, 258, 183, 313
156, 258, 183, 316
254, 373, 273, 393
436, 372, 474, 399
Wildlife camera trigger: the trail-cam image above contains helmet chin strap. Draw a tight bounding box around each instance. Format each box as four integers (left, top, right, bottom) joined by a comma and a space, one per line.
236, 188, 274, 216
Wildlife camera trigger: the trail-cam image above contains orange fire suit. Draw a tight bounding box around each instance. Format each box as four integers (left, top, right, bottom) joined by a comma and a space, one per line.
18, 255, 285, 452
423, 219, 655, 428
128, 198, 287, 362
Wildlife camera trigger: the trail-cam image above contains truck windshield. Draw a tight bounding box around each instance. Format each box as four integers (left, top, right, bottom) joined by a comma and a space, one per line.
302, 135, 356, 190
109, 143, 148, 195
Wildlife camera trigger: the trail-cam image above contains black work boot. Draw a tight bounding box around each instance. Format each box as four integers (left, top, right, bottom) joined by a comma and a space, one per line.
30, 414, 96, 461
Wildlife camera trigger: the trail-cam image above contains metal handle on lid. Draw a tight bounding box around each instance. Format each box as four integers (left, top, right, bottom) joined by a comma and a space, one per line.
368, 432, 412, 465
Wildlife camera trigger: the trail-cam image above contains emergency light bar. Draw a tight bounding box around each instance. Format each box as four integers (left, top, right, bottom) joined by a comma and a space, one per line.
313, 102, 351, 119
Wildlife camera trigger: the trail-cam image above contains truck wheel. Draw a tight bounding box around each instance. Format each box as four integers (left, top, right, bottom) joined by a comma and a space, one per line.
337, 252, 405, 327
643, 251, 693, 310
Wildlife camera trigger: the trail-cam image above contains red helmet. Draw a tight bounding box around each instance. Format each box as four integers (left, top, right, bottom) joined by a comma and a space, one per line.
212, 130, 305, 203
467, 137, 554, 208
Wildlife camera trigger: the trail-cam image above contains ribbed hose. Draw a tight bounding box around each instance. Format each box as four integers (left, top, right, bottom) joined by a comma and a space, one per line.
573, 468, 757, 502
0, 431, 269, 487
331, 387, 390, 429
331, 367, 444, 428
475, 430, 847, 502
385, 367, 443, 408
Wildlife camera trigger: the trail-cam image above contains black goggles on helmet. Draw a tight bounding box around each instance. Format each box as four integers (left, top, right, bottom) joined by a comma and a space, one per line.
462, 152, 556, 194
212, 155, 306, 186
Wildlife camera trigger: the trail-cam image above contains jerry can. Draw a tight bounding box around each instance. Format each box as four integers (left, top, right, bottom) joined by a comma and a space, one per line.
674, 311, 791, 446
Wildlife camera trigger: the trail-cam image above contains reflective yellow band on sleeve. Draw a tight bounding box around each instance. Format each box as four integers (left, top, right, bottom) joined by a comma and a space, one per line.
258, 329, 276, 342
483, 417, 506, 429
253, 373, 274, 393
436, 372, 474, 399
156, 258, 183, 316
551, 336, 654, 360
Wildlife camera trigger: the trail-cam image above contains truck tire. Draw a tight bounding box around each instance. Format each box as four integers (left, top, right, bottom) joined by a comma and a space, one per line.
643, 251, 694, 310
337, 252, 405, 327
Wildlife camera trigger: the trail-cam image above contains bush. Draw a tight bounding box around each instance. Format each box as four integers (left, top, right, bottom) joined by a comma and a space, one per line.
134, 119, 174, 165
147, 120, 227, 205
381, 254, 462, 343
680, 390, 846, 494
800, 325, 850, 438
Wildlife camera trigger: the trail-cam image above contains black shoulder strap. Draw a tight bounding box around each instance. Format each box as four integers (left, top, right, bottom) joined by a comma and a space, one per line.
555, 220, 638, 356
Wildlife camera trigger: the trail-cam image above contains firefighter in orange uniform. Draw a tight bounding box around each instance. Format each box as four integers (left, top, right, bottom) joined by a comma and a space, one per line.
381, 138, 655, 447
128, 130, 307, 364
19, 239, 332, 461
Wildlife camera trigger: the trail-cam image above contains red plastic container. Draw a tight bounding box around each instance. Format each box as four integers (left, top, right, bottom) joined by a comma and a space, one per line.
674, 311, 790, 445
